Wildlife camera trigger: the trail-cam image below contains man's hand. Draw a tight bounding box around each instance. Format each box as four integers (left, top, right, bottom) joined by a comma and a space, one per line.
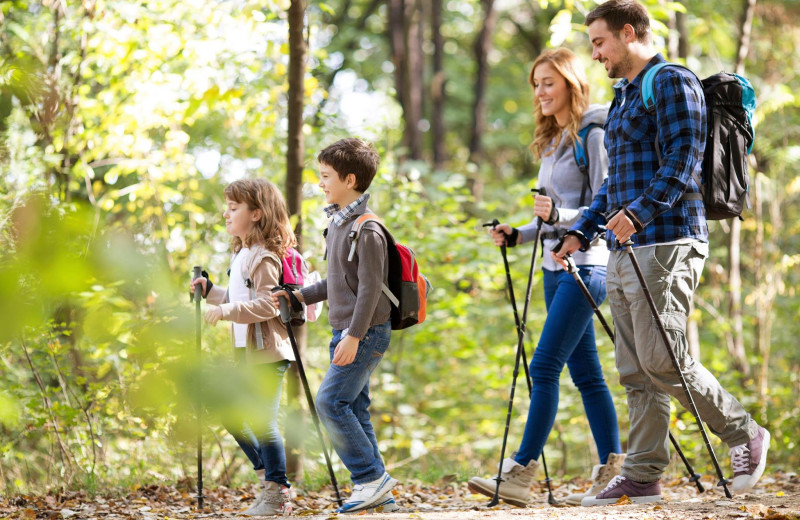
607, 210, 638, 244
204, 305, 223, 326
332, 335, 360, 366
551, 235, 582, 269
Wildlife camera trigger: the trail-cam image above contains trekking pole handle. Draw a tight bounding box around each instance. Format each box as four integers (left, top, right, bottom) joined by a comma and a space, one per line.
192, 266, 202, 303
564, 254, 578, 274
482, 218, 501, 229
276, 293, 291, 324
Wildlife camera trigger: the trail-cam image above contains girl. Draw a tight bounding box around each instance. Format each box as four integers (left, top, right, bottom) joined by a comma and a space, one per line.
191, 178, 295, 516
468, 48, 623, 506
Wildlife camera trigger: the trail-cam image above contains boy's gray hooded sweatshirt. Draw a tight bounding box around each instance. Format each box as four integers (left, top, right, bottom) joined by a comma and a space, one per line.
519, 104, 610, 271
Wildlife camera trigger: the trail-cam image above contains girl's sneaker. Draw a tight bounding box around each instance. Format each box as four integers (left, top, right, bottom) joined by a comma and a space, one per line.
335, 473, 398, 514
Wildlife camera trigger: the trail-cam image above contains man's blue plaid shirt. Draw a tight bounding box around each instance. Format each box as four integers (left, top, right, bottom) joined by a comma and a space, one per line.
573, 54, 709, 250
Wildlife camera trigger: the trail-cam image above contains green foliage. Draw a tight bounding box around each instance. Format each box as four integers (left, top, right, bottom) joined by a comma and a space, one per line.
0, 0, 798, 495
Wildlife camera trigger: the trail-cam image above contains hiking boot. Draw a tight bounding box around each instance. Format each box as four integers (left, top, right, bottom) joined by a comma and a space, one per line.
241, 481, 292, 516
335, 473, 398, 514
467, 457, 540, 507
564, 453, 626, 506
730, 426, 770, 493
243, 470, 268, 511
581, 475, 662, 506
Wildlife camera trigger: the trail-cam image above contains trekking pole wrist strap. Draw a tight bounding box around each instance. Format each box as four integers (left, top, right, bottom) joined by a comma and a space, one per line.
504, 227, 520, 247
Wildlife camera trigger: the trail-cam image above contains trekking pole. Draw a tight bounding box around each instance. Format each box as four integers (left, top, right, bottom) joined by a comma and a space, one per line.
616, 238, 732, 498
276, 293, 343, 507
562, 254, 705, 493
191, 266, 205, 510
482, 187, 557, 507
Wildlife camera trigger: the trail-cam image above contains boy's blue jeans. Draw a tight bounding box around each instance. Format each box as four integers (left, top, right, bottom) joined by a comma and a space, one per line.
514, 266, 622, 467
316, 321, 391, 484
226, 359, 291, 487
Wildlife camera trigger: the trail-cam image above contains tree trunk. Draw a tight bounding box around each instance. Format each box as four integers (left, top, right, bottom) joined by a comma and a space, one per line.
405, 0, 423, 160
284, 0, 307, 481
662, 0, 678, 60
468, 0, 497, 200
725, 0, 757, 381
676, 9, 689, 59
388, 0, 423, 161
431, 0, 446, 169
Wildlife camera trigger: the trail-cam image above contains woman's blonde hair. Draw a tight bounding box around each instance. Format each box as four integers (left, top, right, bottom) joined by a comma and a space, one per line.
224, 178, 297, 257
528, 48, 590, 159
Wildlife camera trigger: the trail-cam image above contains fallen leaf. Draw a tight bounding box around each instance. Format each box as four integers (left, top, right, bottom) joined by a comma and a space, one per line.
615, 495, 632, 505
21, 509, 36, 520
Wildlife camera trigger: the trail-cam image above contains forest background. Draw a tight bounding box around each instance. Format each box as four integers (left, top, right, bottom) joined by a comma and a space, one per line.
1, 0, 798, 496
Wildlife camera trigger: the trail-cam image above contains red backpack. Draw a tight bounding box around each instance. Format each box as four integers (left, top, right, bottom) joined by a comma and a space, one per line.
348, 215, 431, 330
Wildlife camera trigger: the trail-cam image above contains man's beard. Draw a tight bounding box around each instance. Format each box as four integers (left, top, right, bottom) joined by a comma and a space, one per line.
608, 51, 633, 79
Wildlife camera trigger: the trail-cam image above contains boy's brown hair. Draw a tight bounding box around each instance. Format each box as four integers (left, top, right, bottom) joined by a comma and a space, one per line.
317, 138, 380, 193
585, 0, 651, 44
224, 178, 297, 256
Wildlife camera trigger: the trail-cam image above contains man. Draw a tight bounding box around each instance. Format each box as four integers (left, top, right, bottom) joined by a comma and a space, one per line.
553, 0, 769, 506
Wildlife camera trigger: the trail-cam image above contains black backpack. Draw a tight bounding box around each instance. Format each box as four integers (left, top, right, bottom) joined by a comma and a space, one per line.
641, 63, 756, 220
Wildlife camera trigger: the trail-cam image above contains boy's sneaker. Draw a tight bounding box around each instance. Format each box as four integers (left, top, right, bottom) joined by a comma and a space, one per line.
564, 453, 626, 506
580, 475, 661, 506
730, 426, 770, 492
467, 457, 539, 507
335, 473, 398, 514
367, 494, 400, 513
241, 481, 292, 516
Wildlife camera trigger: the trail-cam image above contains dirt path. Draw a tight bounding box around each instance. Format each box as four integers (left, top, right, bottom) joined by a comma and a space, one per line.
5, 474, 798, 519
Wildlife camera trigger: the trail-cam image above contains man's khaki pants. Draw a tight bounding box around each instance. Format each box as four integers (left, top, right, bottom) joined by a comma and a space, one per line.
607, 241, 757, 483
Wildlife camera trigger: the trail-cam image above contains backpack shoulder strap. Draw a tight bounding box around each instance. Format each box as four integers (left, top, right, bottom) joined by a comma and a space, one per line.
574, 123, 601, 207
641, 62, 677, 113
347, 214, 399, 307
242, 248, 282, 351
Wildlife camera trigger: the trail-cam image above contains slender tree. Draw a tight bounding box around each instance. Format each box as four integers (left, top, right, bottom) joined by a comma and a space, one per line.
726, 0, 758, 381
431, 0, 446, 169
468, 0, 497, 200
284, 0, 308, 480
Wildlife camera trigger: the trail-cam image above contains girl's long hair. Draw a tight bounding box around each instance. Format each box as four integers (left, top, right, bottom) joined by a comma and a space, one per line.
224, 178, 297, 257
528, 48, 590, 159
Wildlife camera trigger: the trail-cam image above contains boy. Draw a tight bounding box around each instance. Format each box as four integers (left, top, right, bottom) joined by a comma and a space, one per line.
553, 0, 769, 506
272, 138, 397, 513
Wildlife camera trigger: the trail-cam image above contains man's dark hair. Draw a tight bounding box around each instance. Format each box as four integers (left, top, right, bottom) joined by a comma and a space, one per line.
317, 138, 380, 193
585, 0, 651, 43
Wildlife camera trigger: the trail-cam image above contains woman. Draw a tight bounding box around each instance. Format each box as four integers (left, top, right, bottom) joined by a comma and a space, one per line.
468, 48, 623, 507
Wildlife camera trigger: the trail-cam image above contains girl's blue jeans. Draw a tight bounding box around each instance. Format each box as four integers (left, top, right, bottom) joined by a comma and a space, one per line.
315, 321, 391, 484
226, 358, 291, 487
513, 265, 622, 466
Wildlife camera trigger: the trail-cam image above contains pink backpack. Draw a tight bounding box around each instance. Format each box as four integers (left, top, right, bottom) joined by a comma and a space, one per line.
278, 247, 321, 326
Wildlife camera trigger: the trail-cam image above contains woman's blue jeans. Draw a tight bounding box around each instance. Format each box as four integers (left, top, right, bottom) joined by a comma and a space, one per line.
315, 321, 391, 484
513, 265, 621, 466
225, 358, 291, 487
